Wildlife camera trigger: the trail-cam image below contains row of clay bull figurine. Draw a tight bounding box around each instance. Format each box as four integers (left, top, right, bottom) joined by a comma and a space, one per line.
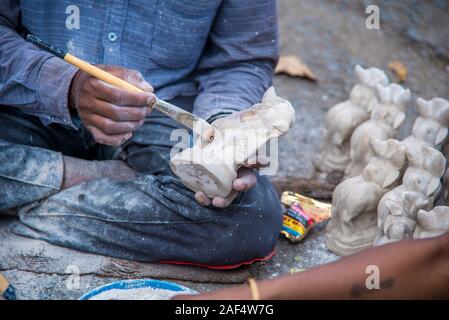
316, 65, 449, 256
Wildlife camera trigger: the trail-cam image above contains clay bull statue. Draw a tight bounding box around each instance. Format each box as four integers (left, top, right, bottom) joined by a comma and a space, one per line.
414, 206, 449, 239
170, 87, 295, 198
316, 65, 389, 174
326, 138, 407, 256
345, 83, 411, 178
375, 146, 446, 245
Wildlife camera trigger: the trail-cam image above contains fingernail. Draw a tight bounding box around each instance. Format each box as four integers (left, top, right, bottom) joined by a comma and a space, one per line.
234, 180, 244, 190
146, 94, 156, 105
213, 198, 224, 207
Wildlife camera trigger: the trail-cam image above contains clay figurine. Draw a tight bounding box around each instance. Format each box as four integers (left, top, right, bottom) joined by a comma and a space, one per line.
375, 146, 446, 245
376, 191, 429, 244
374, 97, 449, 244
402, 97, 449, 163
170, 87, 295, 198
413, 206, 449, 239
326, 138, 407, 256
316, 65, 389, 173
345, 83, 411, 178
414, 206, 449, 239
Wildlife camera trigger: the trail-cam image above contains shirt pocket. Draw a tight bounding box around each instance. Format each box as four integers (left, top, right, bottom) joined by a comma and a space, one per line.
149, 0, 217, 69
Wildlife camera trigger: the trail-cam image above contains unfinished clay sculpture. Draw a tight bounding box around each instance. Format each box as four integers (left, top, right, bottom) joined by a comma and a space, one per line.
375, 146, 446, 245
402, 97, 449, 163
414, 206, 449, 239
170, 87, 295, 198
374, 97, 449, 244
345, 83, 411, 178
326, 138, 407, 256
316, 65, 389, 173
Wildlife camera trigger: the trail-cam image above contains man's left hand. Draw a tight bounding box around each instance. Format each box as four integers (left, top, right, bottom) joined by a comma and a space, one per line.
195, 165, 260, 208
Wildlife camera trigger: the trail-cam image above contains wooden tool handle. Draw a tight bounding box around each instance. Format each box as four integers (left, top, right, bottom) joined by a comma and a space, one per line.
0, 272, 9, 292
65, 54, 144, 93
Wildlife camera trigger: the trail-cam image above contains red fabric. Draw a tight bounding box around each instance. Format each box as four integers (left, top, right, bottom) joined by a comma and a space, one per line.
159, 248, 276, 270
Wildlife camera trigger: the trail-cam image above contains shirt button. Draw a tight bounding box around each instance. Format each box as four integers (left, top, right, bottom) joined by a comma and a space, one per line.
107, 32, 118, 42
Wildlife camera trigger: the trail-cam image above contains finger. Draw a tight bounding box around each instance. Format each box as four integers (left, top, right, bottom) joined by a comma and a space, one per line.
87, 126, 132, 147
125, 71, 154, 92
92, 101, 150, 122
88, 114, 144, 135
212, 190, 238, 208
233, 169, 257, 191
102, 65, 154, 92
195, 191, 212, 206
89, 78, 156, 107
99, 65, 154, 92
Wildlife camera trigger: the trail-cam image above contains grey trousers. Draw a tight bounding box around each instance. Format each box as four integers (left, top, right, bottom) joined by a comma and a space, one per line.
0, 101, 282, 267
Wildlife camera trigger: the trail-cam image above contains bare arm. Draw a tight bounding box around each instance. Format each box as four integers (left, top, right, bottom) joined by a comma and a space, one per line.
175, 232, 449, 299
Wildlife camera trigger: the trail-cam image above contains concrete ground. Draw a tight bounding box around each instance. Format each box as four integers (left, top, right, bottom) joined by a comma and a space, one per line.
1, 0, 448, 299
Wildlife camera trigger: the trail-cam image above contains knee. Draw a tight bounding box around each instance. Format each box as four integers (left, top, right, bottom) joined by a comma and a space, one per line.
242, 194, 283, 258
216, 179, 283, 265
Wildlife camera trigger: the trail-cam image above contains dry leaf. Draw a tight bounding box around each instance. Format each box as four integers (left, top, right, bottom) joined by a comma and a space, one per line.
275, 55, 317, 81
388, 60, 408, 82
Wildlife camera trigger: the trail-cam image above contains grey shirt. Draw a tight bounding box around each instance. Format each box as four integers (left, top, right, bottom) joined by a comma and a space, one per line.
0, 0, 279, 129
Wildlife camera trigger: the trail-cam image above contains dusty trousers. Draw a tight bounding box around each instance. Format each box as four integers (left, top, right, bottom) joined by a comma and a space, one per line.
0, 99, 282, 267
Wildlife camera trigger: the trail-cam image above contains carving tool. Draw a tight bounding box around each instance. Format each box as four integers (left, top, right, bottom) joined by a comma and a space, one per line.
26, 34, 214, 142
0, 272, 16, 300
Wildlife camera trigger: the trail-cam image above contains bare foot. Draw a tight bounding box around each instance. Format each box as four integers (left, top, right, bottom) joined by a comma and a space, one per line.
62, 156, 136, 189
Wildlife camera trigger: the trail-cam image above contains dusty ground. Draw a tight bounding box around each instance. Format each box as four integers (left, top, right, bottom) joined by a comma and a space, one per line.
1, 0, 448, 299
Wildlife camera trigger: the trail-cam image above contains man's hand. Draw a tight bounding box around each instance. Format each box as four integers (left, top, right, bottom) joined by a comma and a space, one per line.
69, 65, 155, 147
195, 162, 266, 208
195, 167, 257, 208
194, 113, 270, 208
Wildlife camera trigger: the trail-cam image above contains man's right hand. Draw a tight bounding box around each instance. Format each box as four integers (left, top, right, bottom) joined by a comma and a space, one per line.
69, 65, 156, 147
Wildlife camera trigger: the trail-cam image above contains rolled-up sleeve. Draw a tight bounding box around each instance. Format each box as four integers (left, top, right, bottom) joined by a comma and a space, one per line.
193, 0, 279, 122
0, 1, 78, 128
